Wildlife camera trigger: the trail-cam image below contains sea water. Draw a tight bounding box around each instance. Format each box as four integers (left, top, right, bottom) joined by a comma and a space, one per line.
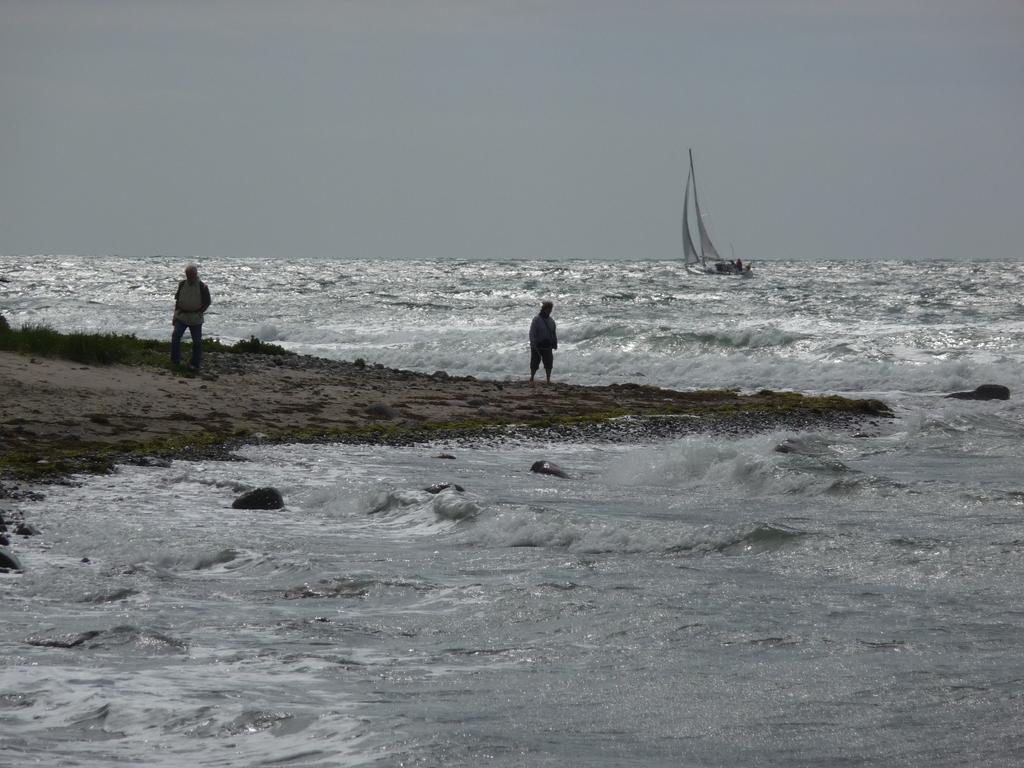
2, 256, 1024, 766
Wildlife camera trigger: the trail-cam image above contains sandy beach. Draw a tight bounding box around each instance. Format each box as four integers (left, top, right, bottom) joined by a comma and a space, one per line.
0, 349, 891, 477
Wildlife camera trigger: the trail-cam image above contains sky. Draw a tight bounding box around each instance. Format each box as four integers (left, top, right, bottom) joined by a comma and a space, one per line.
1, 0, 1021, 262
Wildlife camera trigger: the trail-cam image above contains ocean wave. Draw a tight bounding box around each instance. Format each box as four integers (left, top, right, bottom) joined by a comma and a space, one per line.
591, 432, 918, 503
463, 505, 813, 558
358, 488, 482, 532
25, 624, 188, 654
132, 547, 280, 576
711, 522, 811, 556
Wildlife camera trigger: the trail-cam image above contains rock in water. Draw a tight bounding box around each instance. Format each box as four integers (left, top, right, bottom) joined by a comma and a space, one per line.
424, 483, 465, 494
232, 487, 285, 510
0, 547, 23, 572
15, 522, 40, 537
946, 384, 1010, 401
531, 460, 570, 479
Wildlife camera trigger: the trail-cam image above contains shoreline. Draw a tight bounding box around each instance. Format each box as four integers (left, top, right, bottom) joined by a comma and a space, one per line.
0, 349, 893, 483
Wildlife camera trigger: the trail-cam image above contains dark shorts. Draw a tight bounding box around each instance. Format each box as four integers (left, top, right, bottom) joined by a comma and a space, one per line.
530, 346, 554, 371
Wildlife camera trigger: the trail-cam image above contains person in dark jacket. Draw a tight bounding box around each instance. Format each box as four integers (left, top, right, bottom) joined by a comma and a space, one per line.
171, 263, 212, 371
529, 301, 557, 383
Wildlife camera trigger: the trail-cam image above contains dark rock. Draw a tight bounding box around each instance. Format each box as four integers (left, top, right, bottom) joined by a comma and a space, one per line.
0, 534, 8, 546
433, 453, 456, 460
15, 522, 40, 537
531, 460, 570, 479
25, 626, 185, 652
946, 384, 1010, 401
284, 578, 371, 600
0, 547, 22, 572
26, 630, 102, 648
774, 436, 829, 455
0, 484, 43, 502
424, 483, 465, 494
232, 487, 285, 510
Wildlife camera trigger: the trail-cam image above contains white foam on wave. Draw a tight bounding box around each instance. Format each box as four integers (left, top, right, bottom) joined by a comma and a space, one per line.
432, 490, 483, 521
306, 487, 484, 539
464, 506, 732, 554
0, 663, 368, 768
599, 434, 792, 498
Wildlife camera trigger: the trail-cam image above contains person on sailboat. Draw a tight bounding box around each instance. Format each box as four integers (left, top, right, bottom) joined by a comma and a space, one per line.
529, 301, 557, 383
735, 258, 743, 272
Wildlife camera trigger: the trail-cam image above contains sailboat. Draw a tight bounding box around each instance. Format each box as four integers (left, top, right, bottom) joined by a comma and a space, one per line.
682, 149, 750, 276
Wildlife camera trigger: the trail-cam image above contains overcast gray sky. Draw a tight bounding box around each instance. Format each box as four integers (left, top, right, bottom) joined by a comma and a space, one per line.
2, 1, 1021, 261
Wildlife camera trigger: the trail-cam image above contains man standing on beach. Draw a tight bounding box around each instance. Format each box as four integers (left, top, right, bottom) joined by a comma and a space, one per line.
529, 300, 557, 383
171, 263, 212, 371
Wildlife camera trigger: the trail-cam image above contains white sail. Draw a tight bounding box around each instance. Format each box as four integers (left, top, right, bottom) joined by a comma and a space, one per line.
682, 149, 749, 275
689, 149, 722, 263
682, 167, 700, 267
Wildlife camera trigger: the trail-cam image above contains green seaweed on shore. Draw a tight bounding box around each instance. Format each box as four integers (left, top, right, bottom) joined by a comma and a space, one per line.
0, 428, 256, 481
1, 447, 119, 481
0, 388, 892, 483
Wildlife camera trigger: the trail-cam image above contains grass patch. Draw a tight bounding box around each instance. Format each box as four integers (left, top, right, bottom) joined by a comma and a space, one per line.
0, 324, 291, 367
221, 336, 290, 356
0, 324, 164, 366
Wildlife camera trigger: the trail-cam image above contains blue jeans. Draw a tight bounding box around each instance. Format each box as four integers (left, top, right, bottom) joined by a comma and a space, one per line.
171, 320, 203, 369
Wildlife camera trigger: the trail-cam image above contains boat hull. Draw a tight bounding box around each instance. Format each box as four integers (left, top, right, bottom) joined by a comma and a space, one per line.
687, 261, 754, 277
